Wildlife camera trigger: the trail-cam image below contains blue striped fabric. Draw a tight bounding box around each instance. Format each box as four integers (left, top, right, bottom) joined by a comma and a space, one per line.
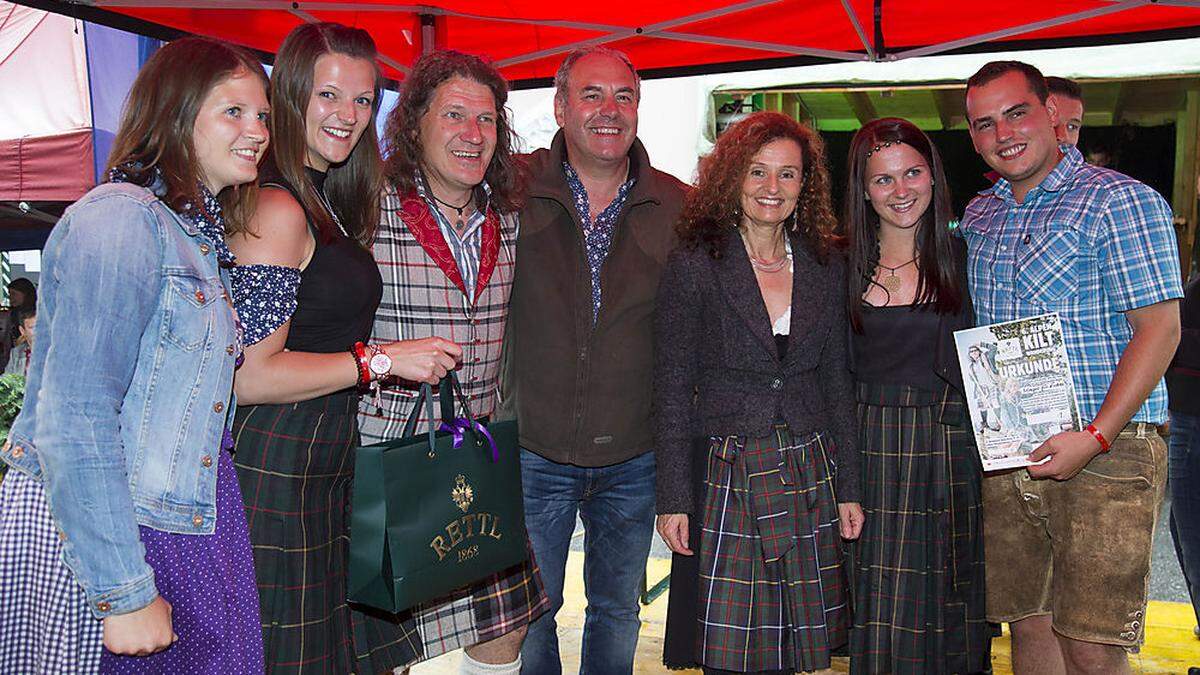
414, 172, 491, 297
960, 145, 1182, 424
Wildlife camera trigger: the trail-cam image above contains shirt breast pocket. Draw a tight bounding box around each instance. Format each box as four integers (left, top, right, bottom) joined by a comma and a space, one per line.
163, 272, 222, 352
1015, 226, 1079, 305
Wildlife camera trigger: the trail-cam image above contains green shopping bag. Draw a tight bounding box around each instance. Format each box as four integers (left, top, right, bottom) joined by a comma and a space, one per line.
348, 374, 528, 613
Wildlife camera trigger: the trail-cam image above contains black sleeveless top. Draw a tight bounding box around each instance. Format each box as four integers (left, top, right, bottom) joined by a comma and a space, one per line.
262, 167, 382, 353
853, 302, 941, 391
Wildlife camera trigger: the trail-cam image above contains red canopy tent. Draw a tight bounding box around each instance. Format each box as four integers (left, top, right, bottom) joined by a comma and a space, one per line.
19, 0, 1200, 87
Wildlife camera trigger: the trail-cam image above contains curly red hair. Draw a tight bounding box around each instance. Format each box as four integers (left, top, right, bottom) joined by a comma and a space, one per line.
678, 111, 837, 261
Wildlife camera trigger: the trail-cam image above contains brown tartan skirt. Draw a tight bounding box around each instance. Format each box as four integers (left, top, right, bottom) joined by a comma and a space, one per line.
233, 390, 549, 673
849, 381, 990, 675
664, 426, 849, 673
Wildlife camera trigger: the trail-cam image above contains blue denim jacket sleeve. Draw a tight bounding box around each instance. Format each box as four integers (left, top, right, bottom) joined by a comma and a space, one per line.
35, 193, 164, 616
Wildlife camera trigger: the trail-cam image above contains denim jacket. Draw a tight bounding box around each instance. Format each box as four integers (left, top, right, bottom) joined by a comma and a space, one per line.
1, 182, 239, 617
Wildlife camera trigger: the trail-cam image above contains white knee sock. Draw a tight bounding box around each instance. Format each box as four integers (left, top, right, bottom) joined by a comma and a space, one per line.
459, 651, 521, 675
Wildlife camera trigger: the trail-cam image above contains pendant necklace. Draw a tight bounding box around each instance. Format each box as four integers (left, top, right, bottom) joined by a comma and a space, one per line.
743, 233, 792, 273
430, 190, 473, 231
313, 186, 349, 238
878, 256, 917, 293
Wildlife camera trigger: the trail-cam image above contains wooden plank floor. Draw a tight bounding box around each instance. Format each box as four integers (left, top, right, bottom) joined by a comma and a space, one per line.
413, 554, 1200, 674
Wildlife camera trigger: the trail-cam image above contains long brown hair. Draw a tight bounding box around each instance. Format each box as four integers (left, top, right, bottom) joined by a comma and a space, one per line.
105, 36, 267, 222
677, 112, 836, 262
382, 50, 524, 214
258, 22, 383, 246
842, 117, 962, 332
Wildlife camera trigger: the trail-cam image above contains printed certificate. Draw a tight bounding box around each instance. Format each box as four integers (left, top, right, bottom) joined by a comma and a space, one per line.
954, 313, 1082, 471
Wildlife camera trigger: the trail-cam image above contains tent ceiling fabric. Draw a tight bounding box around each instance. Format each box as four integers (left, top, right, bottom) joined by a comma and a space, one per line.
39, 0, 1200, 84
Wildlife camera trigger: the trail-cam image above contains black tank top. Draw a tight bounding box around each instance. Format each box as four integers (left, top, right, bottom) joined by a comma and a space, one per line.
853, 302, 940, 391
262, 167, 382, 353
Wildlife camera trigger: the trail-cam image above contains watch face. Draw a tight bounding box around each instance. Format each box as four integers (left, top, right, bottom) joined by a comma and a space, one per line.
369, 352, 392, 376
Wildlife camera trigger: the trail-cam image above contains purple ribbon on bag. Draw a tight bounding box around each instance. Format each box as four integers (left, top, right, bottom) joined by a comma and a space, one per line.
438, 418, 500, 462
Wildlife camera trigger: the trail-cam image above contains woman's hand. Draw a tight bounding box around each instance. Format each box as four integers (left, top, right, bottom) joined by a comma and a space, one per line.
383, 337, 462, 384
838, 502, 864, 541
656, 513, 693, 556
102, 596, 177, 656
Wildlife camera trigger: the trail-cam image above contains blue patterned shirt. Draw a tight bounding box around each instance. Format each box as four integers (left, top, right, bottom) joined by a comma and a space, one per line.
416, 172, 491, 300
562, 162, 636, 323
960, 145, 1182, 424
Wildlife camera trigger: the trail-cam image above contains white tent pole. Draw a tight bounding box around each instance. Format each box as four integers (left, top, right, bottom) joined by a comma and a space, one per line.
420, 13, 435, 55
892, 0, 1150, 60
649, 32, 870, 61
286, 6, 410, 73
838, 0, 875, 60
91, 0, 864, 64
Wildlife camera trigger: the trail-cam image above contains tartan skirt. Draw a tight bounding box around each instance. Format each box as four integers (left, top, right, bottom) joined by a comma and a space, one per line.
664, 426, 849, 673
849, 381, 990, 675
233, 390, 548, 673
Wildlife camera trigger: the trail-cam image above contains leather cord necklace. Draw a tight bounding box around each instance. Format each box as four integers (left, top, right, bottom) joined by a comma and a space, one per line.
429, 190, 473, 230
878, 256, 917, 293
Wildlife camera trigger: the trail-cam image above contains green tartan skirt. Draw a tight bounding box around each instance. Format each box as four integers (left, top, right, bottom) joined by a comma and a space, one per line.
233, 390, 548, 673
664, 426, 849, 673
849, 381, 991, 675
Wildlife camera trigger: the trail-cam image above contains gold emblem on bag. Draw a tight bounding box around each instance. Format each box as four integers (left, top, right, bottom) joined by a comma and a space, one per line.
452, 474, 474, 513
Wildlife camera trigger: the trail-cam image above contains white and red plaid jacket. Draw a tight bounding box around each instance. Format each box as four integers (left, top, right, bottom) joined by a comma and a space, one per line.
357, 184, 517, 443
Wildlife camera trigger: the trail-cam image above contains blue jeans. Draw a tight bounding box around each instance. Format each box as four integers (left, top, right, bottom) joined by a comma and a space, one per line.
1171, 410, 1200, 627
519, 450, 656, 675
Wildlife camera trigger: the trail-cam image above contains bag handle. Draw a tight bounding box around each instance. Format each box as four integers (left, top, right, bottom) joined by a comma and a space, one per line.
439, 372, 478, 428
399, 382, 439, 443
398, 373, 479, 457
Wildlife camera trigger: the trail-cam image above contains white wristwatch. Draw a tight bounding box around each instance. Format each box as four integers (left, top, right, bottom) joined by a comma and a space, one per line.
367, 344, 392, 380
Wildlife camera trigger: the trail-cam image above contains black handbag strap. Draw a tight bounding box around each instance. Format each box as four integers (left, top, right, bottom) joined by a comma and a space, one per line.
398, 372, 479, 440
399, 382, 438, 441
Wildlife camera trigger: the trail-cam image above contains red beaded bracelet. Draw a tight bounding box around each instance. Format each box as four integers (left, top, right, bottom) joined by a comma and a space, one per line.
1085, 423, 1111, 453
350, 341, 371, 388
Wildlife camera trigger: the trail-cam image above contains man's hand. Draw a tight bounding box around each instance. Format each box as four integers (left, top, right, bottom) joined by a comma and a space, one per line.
102, 596, 177, 656
838, 502, 864, 540
656, 513, 693, 556
1026, 430, 1103, 481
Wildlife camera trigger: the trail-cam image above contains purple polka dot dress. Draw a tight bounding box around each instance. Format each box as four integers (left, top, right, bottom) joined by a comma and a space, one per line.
99, 446, 263, 674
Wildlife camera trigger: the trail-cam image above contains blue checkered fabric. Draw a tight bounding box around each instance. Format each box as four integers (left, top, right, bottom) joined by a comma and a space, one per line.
960, 145, 1182, 424
0, 470, 103, 672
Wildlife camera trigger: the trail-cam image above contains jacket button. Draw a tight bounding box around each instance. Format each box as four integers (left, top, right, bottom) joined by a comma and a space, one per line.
96, 601, 111, 612
192, 514, 203, 528
10, 445, 23, 458
226, 344, 236, 355
201, 455, 213, 468
195, 289, 206, 304
58, 529, 67, 541
770, 377, 783, 390
199, 243, 211, 255
213, 402, 225, 413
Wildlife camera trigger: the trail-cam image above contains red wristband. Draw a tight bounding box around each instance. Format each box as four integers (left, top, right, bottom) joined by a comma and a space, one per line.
1085, 423, 1111, 453
351, 341, 371, 388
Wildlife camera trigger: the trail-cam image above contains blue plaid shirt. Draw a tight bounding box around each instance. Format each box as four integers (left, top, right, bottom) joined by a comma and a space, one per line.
960, 145, 1182, 424
562, 162, 636, 323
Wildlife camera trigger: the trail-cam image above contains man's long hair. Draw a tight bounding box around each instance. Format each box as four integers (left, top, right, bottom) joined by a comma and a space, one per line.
381, 50, 524, 213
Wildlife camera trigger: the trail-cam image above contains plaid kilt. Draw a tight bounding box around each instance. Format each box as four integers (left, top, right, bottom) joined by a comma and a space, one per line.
682, 426, 849, 673
849, 381, 990, 675
233, 391, 547, 673
0, 469, 103, 673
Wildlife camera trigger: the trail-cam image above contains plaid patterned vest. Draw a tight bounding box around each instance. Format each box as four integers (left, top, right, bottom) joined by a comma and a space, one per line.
357, 185, 517, 443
